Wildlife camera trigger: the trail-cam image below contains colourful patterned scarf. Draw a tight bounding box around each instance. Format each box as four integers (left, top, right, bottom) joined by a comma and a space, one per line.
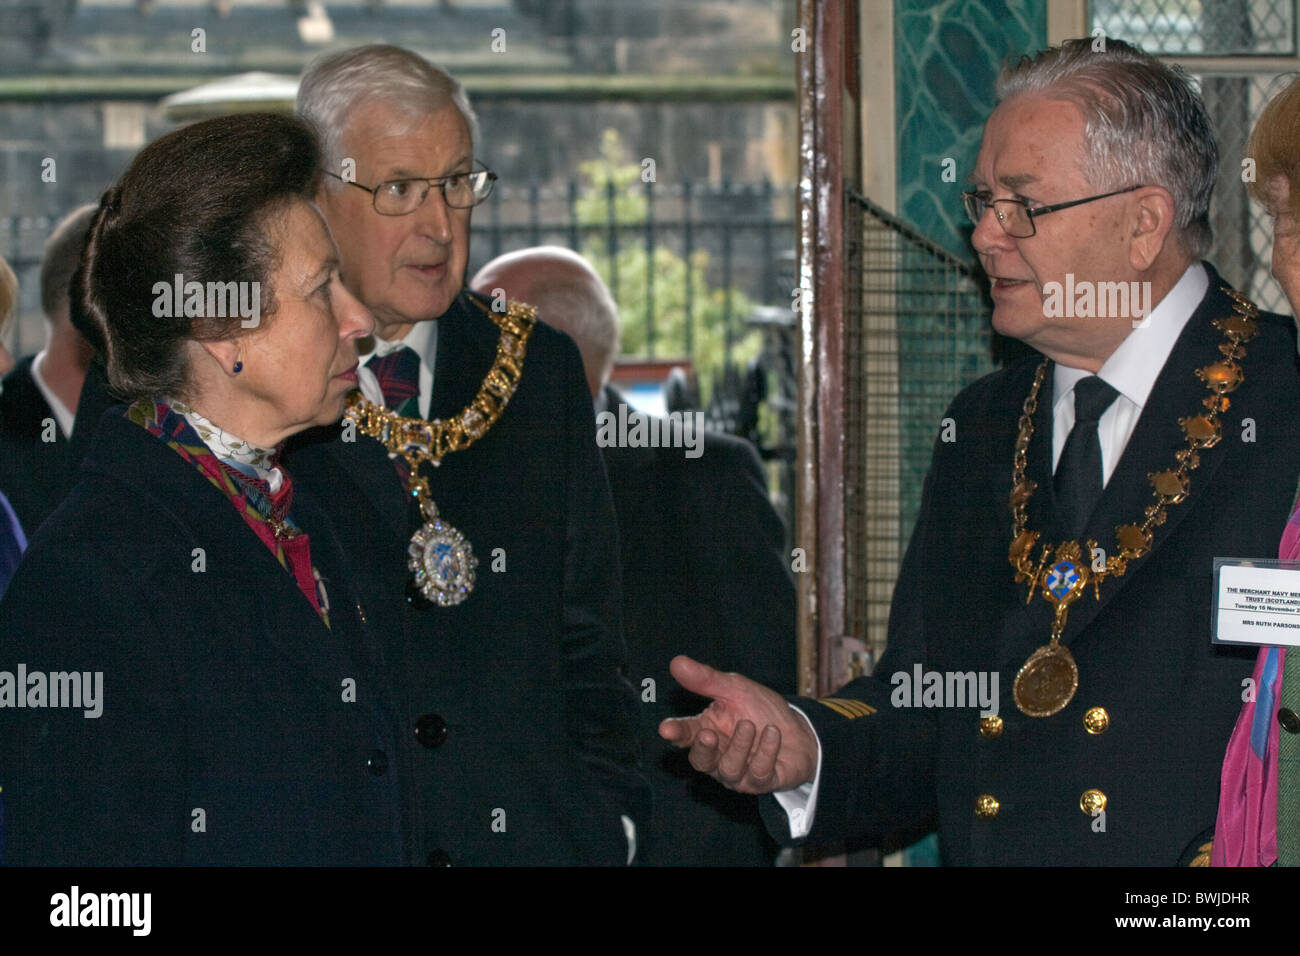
126, 398, 329, 627
1211, 495, 1300, 865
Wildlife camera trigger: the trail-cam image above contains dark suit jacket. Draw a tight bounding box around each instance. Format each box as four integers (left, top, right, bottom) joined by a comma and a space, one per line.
0, 409, 406, 865
599, 385, 796, 865
284, 290, 646, 866
764, 268, 1300, 865
0, 355, 74, 536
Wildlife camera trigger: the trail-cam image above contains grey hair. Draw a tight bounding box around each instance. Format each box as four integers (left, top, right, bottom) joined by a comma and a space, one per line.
478, 246, 620, 388
296, 44, 480, 188
997, 37, 1217, 257
528, 266, 621, 389
41, 204, 97, 320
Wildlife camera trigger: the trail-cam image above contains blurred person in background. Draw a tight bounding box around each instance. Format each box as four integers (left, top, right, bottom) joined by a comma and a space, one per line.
0, 254, 24, 596
0, 113, 406, 865
0, 205, 97, 535
471, 246, 797, 866
0, 255, 16, 378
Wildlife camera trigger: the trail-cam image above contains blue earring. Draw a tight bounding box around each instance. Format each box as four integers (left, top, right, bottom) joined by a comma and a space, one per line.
233, 360, 243, 374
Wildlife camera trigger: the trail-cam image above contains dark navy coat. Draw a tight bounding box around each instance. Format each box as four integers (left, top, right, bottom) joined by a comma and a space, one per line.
0, 409, 407, 865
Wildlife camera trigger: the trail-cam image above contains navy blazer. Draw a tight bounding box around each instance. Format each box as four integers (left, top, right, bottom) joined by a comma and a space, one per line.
764, 268, 1300, 865
285, 290, 647, 866
0, 408, 407, 865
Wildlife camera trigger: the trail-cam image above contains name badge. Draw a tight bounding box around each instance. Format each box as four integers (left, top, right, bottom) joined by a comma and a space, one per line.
1213, 558, 1300, 646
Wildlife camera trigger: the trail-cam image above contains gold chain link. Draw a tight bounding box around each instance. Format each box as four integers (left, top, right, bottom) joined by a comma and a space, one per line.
344, 299, 537, 503
1009, 288, 1260, 595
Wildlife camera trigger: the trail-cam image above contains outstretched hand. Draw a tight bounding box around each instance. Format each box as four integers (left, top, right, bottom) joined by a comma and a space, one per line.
658, 655, 818, 795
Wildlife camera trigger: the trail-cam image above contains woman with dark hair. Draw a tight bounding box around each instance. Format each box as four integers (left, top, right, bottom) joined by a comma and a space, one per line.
0, 113, 403, 865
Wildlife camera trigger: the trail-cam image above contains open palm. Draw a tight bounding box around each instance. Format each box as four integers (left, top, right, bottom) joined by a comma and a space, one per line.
658, 655, 818, 795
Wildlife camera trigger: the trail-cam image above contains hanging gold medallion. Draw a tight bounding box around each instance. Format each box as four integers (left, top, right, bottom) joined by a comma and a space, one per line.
1007, 288, 1259, 716
1014, 644, 1079, 717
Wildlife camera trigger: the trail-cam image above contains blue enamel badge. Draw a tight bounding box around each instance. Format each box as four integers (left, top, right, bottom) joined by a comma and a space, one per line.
1046, 560, 1079, 600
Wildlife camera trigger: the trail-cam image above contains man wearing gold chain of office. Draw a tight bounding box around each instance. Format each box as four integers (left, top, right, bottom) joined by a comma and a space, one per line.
660, 37, 1300, 865
285, 44, 647, 866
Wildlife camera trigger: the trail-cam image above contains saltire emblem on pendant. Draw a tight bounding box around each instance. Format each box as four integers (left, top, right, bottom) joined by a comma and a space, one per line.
1046, 560, 1080, 601
408, 518, 477, 607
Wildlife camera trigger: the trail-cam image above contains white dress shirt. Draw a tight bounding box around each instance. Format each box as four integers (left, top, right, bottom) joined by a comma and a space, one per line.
29, 350, 76, 440
1051, 262, 1207, 485
775, 261, 1210, 840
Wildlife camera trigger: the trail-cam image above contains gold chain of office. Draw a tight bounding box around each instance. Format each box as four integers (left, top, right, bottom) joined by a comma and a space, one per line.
1006, 288, 1259, 717
342, 297, 537, 499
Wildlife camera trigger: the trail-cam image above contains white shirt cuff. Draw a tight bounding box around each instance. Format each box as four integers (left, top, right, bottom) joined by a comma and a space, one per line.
621, 814, 636, 865
772, 704, 823, 839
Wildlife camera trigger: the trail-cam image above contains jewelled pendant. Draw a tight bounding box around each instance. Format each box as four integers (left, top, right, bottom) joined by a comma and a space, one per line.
407, 498, 477, 607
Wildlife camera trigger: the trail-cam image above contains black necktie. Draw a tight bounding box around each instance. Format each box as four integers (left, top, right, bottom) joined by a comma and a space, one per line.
1054, 376, 1120, 538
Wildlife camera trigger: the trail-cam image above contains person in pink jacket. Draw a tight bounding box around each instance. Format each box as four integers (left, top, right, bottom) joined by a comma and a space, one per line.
1216, 73, 1300, 866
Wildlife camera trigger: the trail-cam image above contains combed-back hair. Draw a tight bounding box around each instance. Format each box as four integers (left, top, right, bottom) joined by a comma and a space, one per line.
40, 204, 97, 321
297, 43, 479, 187
71, 112, 322, 399
997, 37, 1218, 257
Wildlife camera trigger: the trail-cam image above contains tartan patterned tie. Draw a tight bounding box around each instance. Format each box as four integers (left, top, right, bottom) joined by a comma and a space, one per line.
367, 345, 421, 417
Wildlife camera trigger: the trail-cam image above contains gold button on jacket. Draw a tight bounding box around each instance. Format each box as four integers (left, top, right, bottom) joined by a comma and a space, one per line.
1080, 788, 1107, 815
1083, 707, 1109, 734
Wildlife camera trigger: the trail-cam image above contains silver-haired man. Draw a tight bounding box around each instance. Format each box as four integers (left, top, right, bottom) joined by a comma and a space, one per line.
662, 37, 1300, 865
287, 45, 647, 866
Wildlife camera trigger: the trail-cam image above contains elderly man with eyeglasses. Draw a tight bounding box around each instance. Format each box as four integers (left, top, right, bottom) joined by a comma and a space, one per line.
283, 44, 648, 867
661, 37, 1300, 866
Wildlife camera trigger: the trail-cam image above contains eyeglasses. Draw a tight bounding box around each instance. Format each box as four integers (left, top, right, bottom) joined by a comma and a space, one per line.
324, 161, 498, 216
961, 184, 1145, 238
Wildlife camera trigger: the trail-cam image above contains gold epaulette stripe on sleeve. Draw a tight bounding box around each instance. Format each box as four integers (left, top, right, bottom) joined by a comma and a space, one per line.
816, 697, 877, 719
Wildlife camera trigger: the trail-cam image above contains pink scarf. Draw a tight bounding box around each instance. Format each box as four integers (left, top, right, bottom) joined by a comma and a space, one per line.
1211, 513, 1300, 865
